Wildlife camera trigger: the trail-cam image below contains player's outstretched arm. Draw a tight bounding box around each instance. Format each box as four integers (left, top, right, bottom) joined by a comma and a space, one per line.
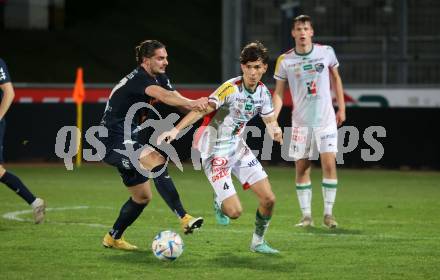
157, 103, 216, 144
262, 115, 283, 144
272, 79, 286, 119
330, 67, 346, 126
0, 82, 15, 120
145, 85, 208, 110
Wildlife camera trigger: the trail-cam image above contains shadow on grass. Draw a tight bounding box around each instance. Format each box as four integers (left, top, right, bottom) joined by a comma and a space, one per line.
207, 252, 296, 272
102, 249, 296, 273
302, 227, 363, 235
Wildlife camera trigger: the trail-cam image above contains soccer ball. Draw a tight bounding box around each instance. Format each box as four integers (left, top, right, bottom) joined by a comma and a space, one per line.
152, 230, 184, 261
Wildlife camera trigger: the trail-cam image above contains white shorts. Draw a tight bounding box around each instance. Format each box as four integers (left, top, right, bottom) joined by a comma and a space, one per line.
202, 145, 268, 206
289, 124, 338, 161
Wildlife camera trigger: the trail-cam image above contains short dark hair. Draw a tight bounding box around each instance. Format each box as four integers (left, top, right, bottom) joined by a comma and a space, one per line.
135, 40, 165, 65
292, 14, 313, 29
239, 41, 269, 65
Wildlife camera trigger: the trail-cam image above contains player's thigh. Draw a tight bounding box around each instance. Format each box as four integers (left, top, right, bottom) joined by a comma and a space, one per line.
289, 126, 313, 160
139, 148, 166, 170
202, 156, 237, 206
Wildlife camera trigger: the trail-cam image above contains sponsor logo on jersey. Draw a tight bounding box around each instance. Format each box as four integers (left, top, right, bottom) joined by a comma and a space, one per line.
315, 63, 324, 73
232, 122, 245, 135
235, 98, 247, 103
306, 81, 317, 96
215, 82, 235, 101
309, 57, 324, 63
292, 130, 307, 143
212, 169, 229, 182
210, 157, 229, 181
211, 157, 228, 166
303, 64, 313, 71
321, 133, 336, 140
247, 158, 259, 167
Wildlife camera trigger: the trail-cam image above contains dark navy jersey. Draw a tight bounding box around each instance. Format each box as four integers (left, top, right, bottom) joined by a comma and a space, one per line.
0, 58, 12, 101
101, 66, 174, 145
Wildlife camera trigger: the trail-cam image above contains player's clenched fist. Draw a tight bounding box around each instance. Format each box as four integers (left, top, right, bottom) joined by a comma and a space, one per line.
190, 97, 209, 111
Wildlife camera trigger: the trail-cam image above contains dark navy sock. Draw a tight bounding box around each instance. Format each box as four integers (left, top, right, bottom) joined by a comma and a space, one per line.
0, 171, 36, 205
151, 164, 186, 218
109, 198, 147, 239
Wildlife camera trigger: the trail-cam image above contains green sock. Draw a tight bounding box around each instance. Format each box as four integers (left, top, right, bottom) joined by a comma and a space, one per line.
254, 209, 271, 238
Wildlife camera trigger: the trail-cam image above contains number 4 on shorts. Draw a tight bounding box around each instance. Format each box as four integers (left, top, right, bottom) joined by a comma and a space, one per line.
223, 183, 230, 190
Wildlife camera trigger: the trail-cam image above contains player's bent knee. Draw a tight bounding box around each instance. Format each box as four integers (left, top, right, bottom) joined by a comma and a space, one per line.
132, 193, 152, 205
321, 162, 336, 177
260, 194, 276, 209
227, 209, 242, 219
223, 205, 242, 219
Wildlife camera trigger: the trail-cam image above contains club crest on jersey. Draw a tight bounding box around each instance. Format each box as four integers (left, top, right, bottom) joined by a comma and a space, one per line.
314, 63, 324, 73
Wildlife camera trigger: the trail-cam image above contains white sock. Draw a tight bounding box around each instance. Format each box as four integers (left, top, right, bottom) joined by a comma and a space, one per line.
31, 198, 43, 208
252, 233, 264, 245
322, 178, 337, 216
296, 182, 312, 217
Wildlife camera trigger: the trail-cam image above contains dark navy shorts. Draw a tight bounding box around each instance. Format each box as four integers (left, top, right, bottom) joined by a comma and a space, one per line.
0, 119, 5, 163
101, 139, 149, 187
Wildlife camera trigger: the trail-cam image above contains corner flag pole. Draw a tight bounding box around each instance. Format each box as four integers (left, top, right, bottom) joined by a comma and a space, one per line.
72, 67, 85, 168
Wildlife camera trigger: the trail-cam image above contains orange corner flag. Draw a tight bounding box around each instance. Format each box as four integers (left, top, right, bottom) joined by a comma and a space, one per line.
73, 67, 85, 104
73, 67, 85, 168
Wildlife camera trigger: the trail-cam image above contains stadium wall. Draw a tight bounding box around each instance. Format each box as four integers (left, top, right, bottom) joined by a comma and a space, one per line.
5, 86, 440, 169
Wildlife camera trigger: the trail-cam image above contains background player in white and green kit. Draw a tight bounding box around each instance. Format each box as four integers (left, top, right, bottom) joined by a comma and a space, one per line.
273, 15, 346, 228
159, 42, 283, 254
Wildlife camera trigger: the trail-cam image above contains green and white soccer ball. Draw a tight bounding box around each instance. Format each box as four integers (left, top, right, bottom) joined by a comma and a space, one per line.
152, 230, 184, 261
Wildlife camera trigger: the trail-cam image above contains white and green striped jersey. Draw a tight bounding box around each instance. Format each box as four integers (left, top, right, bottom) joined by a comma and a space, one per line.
194, 76, 274, 158
274, 44, 339, 127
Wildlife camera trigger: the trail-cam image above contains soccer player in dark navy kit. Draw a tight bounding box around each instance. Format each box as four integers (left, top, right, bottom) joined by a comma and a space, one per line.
101, 40, 207, 250
0, 58, 46, 223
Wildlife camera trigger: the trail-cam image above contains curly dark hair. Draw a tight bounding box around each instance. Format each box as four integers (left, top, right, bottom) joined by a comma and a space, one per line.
239, 41, 269, 65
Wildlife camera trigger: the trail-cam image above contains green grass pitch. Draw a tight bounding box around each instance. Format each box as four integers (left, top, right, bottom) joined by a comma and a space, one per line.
0, 164, 439, 279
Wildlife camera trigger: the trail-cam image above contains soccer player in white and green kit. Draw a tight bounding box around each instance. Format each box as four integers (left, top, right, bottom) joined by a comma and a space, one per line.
273, 15, 346, 228
158, 41, 283, 253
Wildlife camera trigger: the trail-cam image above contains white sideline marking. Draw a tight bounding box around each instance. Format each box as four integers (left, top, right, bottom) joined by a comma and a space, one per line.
2, 206, 111, 228
3, 207, 439, 241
